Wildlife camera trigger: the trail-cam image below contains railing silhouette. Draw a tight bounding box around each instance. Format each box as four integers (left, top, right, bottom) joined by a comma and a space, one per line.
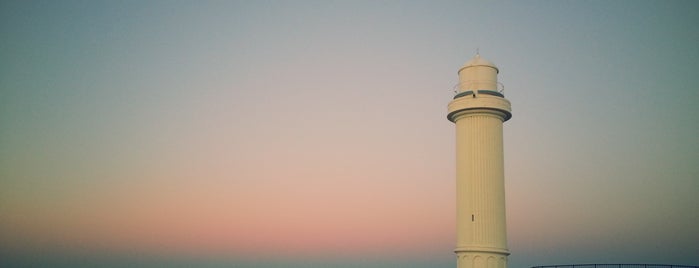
531, 264, 698, 268
452, 81, 505, 95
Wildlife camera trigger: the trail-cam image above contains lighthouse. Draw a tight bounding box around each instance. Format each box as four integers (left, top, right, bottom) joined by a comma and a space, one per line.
447, 54, 512, 268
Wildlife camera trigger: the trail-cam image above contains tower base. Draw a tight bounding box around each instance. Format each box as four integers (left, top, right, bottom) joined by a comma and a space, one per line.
456, 248, 509, 268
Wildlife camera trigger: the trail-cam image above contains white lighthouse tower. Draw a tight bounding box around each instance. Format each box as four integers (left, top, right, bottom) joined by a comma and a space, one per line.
447, 54, 512, 268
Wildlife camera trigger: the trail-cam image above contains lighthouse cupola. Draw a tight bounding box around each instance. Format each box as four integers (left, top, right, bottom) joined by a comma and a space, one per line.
456, 53, 500, 94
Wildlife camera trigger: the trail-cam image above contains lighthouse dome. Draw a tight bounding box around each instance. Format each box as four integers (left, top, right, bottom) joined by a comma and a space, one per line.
459, 54, 499, 73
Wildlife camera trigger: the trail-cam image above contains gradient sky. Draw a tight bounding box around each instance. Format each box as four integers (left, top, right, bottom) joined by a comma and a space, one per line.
1, 1, 698, 267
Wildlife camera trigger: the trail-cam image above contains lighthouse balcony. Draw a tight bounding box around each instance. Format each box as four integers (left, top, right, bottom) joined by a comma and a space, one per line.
453, 81, 505, 99
453, 90, 504, 99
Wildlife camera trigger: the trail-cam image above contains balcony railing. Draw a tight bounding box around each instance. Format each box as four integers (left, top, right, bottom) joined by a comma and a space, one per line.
452, 81, 505, 95
531, 264, 698, 268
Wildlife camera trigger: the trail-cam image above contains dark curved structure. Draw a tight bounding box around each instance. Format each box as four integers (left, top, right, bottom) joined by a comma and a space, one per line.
532, 264, 698, 268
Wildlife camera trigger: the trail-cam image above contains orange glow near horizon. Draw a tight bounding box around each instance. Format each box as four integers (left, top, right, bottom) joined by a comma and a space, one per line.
3, 169, 454, 259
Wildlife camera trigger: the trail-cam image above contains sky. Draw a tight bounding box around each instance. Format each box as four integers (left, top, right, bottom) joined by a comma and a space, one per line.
1, 0, 698, 267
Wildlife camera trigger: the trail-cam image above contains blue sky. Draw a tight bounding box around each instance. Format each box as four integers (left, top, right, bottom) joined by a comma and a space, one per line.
1, 1, 698, 267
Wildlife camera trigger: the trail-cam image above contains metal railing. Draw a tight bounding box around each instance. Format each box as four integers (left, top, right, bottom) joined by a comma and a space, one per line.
452, 81, 505, 94
531, 264, 698, 268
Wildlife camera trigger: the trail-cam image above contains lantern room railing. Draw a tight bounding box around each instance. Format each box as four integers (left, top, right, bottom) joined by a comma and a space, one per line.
452, 81, 505, 94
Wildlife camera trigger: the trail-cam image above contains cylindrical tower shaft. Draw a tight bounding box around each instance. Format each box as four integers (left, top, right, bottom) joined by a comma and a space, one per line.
447, 54, 511, 268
